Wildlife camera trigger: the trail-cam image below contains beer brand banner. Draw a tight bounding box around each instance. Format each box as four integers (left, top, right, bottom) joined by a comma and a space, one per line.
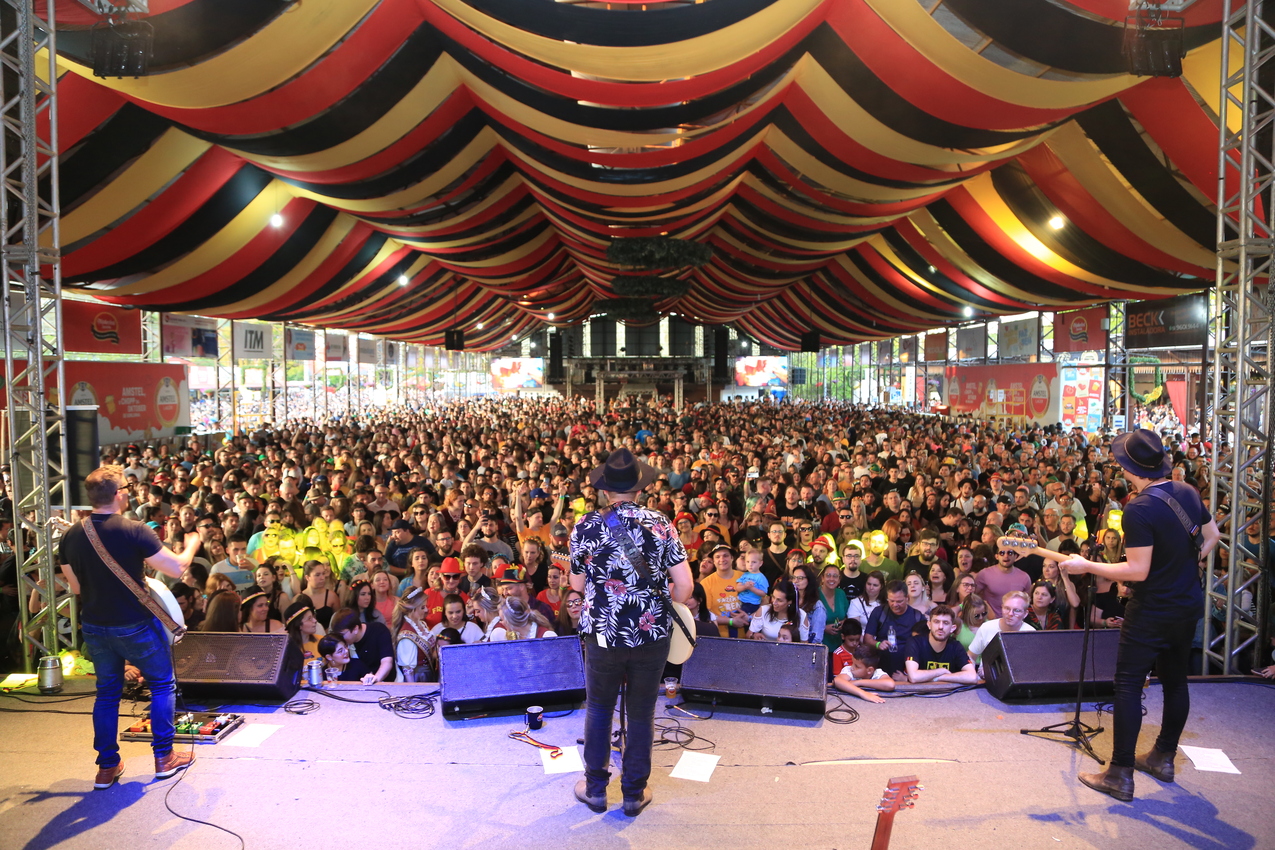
2, 361, 191, 444
1060, 365, 1105, 433
64, 300, 143, 355
999, 318, 1038, 359
924, 331, 947, 362
943, 362, 1061, 425
285, 328, 316, 361
1125, 293, 1207, 349
899, 336, 917, 363
956, 325, 987, 360
357, 337, 378, 364
233, 321, 274, 360
325, 333, 348, 362
161, 313, 219, 358
1052, 306, 1107, 352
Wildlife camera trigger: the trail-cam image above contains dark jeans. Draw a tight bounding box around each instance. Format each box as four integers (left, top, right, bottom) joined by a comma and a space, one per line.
583, 635, 670, 800
82, 618, 176, 767
1111, 602, 1197, 767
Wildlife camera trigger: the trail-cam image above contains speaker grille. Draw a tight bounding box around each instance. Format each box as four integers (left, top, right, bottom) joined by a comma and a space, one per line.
174, 633, 285, 683
439, 636, 586, 715
681, 637, 826, 713
984, 629, 1118, 700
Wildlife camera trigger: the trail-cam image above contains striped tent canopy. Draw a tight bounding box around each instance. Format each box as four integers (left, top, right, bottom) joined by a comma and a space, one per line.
50, 0, 1228, 350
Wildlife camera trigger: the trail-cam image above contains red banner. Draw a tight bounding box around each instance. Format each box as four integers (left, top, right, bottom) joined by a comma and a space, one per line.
1052, 306, 1107, 352
924, 331, 947, 362
943, 363, 1060, 424
63, 299, 144, 355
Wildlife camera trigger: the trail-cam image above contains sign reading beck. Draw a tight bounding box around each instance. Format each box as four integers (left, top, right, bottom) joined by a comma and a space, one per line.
1125, 293, 1207, 349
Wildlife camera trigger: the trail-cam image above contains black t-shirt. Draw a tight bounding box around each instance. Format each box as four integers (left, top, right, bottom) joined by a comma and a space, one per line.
59, 514, 163, 626
1123, 481, 1207, 617
341, 621, 397, 682
839, 570, 867, 601
905, 634, 969, 673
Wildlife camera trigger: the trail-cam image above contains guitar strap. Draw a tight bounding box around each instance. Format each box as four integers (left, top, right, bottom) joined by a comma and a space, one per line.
1137, 485, 1204, 553
81, 517, 187, 642
599, 506, 696, 651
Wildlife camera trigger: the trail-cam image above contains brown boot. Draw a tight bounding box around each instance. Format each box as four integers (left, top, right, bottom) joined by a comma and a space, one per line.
1078, 764, 1134, 802
1135, 748, 1175, 783
154, 749, 194, 780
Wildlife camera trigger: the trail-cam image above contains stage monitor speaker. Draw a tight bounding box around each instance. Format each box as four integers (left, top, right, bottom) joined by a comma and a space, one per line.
66, 406, 100, 510
712, 327, 729, 382
548, 332, 564, 382
445, 328, 465, 351
173, 633, 301, 702
982, 629, 1119, 701
680, 636, 827, 715
439, 636, 585, 717
800, 330, 821, 353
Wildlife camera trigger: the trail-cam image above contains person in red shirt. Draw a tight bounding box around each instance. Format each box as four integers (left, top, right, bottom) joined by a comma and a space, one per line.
424, 558, 468, 628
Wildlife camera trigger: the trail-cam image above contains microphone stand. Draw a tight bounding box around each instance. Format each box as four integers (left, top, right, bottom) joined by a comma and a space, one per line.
1020, 581, 1104, 763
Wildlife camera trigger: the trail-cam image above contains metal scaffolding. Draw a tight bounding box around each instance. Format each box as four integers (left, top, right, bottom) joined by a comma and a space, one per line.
1, 0, 74, 671
1105, 302, 1130, 431
1207, 0, 1272, 675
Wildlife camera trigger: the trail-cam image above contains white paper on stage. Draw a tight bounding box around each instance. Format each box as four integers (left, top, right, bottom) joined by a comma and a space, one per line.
670, 751, 720, 782
223, 724, 283, 748
1179, 746, 1241, 774
541, 744, 583, 774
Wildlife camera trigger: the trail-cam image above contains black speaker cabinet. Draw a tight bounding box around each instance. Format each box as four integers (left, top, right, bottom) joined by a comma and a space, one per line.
548, 332, 564, 382
66, 406, 101, 510
445, 328, 465, 351
712, 326, 729, 382
173, 633, 301, 701
680, 636, 827, 715
800, 330, 821, 353
439, 636, 585, 717
982, 629, 1119, 701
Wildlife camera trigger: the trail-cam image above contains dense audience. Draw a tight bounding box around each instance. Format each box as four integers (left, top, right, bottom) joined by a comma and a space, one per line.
56, 393, 1269, 686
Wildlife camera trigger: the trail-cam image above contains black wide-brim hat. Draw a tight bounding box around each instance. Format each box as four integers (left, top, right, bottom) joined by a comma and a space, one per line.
588, 448, 660, 493
1111, 428, 1172, 480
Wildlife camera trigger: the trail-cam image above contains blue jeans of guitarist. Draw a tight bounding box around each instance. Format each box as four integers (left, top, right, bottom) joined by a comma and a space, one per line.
82, 618, 176, 767
582, 635, 670, 802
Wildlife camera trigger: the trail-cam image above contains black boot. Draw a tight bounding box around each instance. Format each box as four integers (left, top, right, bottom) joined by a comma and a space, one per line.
1079, 764, 1134, 802
1135, 748, 1175, 783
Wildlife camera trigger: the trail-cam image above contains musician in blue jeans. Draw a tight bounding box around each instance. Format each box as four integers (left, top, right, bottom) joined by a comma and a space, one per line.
59, 465, 202, 789
1062, 431, 1219, 801
569, 449, 693, 817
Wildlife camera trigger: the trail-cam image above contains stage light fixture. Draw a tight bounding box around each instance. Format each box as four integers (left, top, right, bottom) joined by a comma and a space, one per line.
1122, 5, 1185, 77
90, 18, 153, 78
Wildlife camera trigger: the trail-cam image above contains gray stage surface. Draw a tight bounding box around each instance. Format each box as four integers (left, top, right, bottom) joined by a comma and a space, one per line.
0, 679, 1270, 850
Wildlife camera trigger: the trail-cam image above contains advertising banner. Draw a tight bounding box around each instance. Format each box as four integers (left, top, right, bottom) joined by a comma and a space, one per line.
1052, 306, 1107, 352
944, 362, 1061, 425
162, 314, 219, 358
1125, 293, 1207, 349
899, 337, 917, 364
999, 318, 1038, 359
325, 333, 348, 362
357, 337, 378, 365
924, 331, 947, 362
491, 357, 545, 390
1059, 365, 1106, 433
956, 326, 987, 360
233, 321, 274, 360
2, 362, 192, 444
284, 328, 316, 361
64, 300, 143, 355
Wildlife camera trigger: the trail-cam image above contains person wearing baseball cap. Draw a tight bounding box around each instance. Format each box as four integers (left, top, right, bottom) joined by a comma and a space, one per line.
1059, 427, 1219, 802
569, 448, 693, 817
422, 557, 468, 628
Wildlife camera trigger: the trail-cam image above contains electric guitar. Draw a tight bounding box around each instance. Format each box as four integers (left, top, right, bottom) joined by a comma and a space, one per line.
996, 535, 1071, 563
870, 775, 922, 850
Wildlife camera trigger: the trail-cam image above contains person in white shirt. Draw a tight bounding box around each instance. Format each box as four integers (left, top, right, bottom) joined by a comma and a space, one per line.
967, 590, 1035, 674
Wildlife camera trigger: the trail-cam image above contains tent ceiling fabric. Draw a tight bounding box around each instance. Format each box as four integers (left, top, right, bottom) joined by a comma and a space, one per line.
52, 0, 1223, 351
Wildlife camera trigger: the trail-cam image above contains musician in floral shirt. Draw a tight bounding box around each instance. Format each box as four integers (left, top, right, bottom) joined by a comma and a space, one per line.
569, 449, 693, 818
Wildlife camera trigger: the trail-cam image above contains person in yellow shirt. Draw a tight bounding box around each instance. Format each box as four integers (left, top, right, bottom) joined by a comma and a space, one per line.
698, 544, 749, 637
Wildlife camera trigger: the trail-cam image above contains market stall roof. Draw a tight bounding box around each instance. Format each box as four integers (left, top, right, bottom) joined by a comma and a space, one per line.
53, 0, 1225, 350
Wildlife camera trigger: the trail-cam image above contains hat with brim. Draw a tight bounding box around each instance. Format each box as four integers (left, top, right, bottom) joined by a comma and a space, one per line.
1112, 429, 1172, 480
588, 448, 660, 493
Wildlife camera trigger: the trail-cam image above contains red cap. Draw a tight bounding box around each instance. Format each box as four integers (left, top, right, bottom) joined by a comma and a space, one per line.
440, 557, 462, 575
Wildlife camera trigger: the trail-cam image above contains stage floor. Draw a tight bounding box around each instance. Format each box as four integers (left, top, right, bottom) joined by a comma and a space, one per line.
0, 679, 1271, 850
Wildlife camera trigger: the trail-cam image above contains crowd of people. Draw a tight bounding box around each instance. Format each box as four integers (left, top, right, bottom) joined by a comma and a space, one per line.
67, 392, 1270, 689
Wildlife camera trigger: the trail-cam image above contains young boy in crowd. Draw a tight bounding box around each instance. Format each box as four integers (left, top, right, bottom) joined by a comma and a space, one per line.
735, 549, 769, 615
832, 644, 896, 704
831, 618, 863, 679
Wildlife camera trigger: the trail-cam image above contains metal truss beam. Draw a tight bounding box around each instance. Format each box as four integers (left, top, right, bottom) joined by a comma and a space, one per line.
1208, 0, 1273, 675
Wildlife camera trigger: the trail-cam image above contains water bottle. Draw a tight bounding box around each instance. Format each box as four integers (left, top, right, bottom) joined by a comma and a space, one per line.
886, 626, 896, 651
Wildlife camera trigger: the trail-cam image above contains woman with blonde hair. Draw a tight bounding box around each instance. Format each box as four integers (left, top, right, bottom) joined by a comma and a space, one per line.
489, 596, 557, 641
392, 587, 437, 682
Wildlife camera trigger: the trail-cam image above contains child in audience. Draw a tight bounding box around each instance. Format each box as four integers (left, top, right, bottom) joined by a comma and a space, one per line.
777, 622, 800, 642
831, 618, 863, 680
735, 549, 769, 615
832, 644, 895, 704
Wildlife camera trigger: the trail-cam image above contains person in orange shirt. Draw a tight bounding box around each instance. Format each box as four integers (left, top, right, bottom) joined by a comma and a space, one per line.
698, 544, 749, 637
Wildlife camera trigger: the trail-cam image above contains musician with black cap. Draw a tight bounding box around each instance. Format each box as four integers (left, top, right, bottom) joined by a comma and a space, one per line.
569, 449, 693, 817
1060, 428, 1219, 802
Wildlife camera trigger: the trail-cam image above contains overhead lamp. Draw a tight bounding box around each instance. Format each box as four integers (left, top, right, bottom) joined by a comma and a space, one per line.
398, 275, 409, 286
270, 213, 283, 228
963, 306, 974, 317
547, 313, 555, 320
476, 322, 484, 330
1048, 216, 1065, 230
